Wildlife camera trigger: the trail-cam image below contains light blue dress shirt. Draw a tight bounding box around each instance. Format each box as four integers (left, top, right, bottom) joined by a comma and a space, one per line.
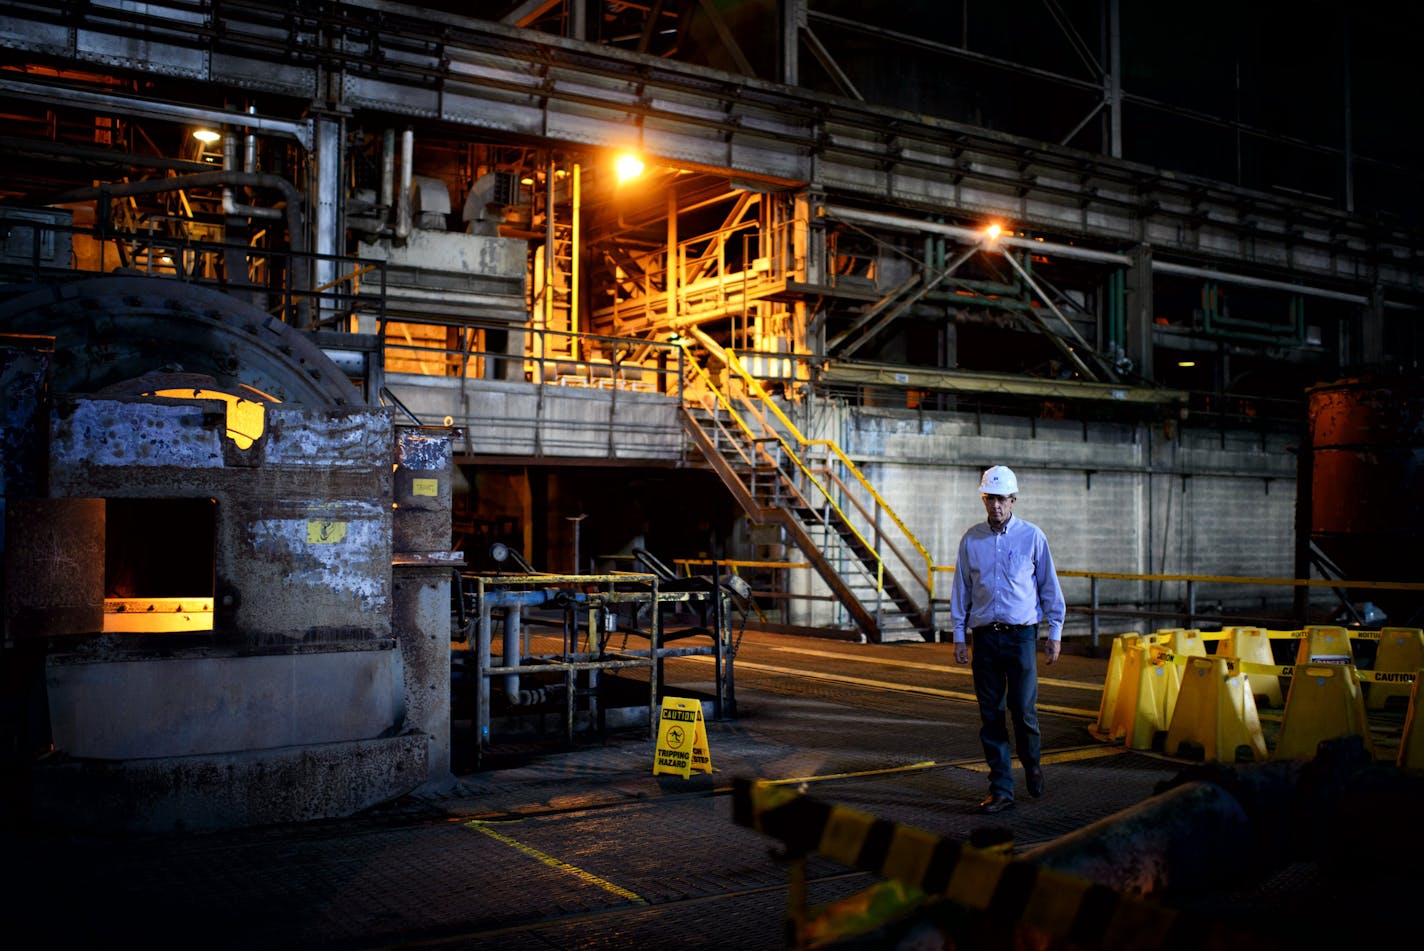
949, 515, 1065, 643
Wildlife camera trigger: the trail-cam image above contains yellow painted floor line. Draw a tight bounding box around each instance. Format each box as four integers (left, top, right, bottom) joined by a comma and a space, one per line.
762, 745, 1129, 784
696, 657, 1100, 720
767, 644, 1103, 693
464, 820, 647, 905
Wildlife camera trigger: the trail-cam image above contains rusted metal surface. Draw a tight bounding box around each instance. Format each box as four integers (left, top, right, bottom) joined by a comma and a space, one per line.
392, 568, 452, 786
0, 334, 50, 498
0, 276, 361, 405
48, 397, 394, 645
1306, 377, 1424, 620
3, 497, 105, 637
392, 426, 457, 556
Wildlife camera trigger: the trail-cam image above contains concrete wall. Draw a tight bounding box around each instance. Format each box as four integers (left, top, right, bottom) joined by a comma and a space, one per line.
387, 373, 1318, 636
787, 399, 1310, 636
47, 647, 405, 759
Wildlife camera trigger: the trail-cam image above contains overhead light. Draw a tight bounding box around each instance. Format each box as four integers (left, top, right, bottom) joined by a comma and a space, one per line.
615, 151, 645, 183
1177, 360, 1196, 368
192, 129, 221, 144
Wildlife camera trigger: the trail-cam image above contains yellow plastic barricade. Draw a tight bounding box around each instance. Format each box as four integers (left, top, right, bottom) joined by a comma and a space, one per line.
1295, 625, 1353, 665
1092, 633, 1140, 739
1274, 663, 1375, 762
1219, 626, 1283, 708
1162, 629, 1207, 658
1398, 668, 1424, 771
1164, 656, 1269, 763
1149, 628, 1201, 720
1368, 627, 1424, 711
1109, 642, 1174, 750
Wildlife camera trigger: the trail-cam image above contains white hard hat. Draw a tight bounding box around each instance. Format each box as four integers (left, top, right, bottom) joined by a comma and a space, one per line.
979, 465, 1018, 495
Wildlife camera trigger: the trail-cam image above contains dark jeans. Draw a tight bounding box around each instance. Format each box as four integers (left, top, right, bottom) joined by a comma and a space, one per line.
971, 624, 1041, 799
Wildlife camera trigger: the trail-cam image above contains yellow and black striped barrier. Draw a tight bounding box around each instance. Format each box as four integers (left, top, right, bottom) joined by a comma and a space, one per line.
731, 778, 1260, 950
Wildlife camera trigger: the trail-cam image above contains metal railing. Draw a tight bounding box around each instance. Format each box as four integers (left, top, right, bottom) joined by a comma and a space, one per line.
679, 347, 933, 636
721, 350, 935, 610
0, 213, 386, 331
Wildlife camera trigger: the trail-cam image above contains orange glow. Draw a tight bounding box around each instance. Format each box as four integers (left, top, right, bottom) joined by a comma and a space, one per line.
615, 152, 645, 183
150, 388, 271, 449
103, 598, 214, 633
983, 222, 1003, 243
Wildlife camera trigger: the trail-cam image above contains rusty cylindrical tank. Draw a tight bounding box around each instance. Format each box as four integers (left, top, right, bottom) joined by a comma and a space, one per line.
1306, 377, 1424, 625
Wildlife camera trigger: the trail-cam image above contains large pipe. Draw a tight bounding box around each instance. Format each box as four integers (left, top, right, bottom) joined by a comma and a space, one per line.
473, 587, 575, 703
395, 127, 414, 240
822, 204, 1133, 266
503, 603, 523, 699
244, 105, 258, 174
0, 76, 312, 149
223, 134, 283, 221
825, 203, 1374, 305
1153, 260, 1369, 304
1021, 780, 1250, 897
380, 128, 395, 218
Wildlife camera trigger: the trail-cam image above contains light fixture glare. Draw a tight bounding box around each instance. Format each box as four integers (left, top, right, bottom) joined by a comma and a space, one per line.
615, 152, 645, 183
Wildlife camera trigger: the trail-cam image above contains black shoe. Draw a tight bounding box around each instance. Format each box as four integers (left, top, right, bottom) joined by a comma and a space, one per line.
1026, 766, 1044, 799
977, 794, 1015, 815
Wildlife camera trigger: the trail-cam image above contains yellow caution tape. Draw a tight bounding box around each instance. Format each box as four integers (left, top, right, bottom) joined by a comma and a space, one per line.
1153, 652, 1414, 684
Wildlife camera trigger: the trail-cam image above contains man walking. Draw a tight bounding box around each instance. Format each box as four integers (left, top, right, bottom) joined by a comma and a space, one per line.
950, 465, 1065, 814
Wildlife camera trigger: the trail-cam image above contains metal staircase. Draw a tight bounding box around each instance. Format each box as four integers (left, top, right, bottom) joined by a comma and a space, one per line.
679, 347, 935, 642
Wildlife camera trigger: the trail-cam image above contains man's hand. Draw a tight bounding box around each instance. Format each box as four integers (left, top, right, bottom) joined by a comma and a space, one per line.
1044, 639, 1061, 665
954, 642, 970, 664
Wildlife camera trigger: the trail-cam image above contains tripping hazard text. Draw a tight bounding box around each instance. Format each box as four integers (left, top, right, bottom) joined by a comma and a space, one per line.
653, 696, 712, 779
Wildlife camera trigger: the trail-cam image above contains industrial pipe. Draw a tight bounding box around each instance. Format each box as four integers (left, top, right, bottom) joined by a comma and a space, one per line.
395, 127, 414, 240
824, 203, 1374, 305
380, 128, 395, 219
223, 134, 283, 220
503, 603, 522, 699
821, 204, 1134, 266
244, 105, 258, 174
49, 171, 305, 255
473, 586, 590, 703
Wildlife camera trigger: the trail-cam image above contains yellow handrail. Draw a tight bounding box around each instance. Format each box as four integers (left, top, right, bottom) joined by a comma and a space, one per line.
723, 351, 935, 603
684, 352, 887, 595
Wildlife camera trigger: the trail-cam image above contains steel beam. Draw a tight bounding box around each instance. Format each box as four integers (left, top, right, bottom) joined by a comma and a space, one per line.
0, 0, 1417, 296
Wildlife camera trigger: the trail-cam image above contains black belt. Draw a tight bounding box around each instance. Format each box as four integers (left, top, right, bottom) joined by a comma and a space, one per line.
974, 622, 1030, 634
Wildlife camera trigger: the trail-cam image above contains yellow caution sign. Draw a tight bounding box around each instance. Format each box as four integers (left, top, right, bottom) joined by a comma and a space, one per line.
1398, 668, 1424, 771
1368, 627, 1424, 711
653, 696, 712, 778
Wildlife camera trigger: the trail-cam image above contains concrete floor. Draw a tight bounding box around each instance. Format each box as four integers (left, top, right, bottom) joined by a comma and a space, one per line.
6, 630, 1419, 949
